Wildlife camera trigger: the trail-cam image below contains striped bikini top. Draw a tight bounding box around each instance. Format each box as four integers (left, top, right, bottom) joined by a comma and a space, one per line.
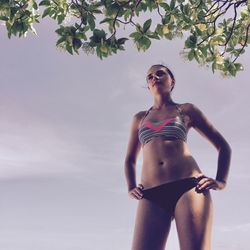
138, 104, 187, 147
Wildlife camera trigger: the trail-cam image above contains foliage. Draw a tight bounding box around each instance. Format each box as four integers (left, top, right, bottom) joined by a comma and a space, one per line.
0, 0, 249, 76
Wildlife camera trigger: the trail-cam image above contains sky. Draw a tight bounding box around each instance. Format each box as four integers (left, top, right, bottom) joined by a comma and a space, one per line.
0, 13, 250, 250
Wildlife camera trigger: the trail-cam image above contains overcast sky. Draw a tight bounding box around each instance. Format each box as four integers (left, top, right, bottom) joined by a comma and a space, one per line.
0, 14, 250, 250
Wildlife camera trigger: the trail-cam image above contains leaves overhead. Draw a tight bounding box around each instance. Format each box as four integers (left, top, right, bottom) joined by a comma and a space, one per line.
0, 0, 249, 76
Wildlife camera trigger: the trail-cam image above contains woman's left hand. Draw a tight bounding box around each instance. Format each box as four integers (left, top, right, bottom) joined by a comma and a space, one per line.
196, 176, 226, 193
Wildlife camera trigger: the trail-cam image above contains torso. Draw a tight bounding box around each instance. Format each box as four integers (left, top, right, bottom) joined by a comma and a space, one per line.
138, 103, 202, 188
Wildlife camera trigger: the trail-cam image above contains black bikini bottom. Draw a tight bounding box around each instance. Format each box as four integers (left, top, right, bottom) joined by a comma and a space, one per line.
143, 176, 204, 215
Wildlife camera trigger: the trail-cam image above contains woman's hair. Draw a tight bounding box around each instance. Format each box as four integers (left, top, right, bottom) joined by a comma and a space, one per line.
150, 64, 175, 91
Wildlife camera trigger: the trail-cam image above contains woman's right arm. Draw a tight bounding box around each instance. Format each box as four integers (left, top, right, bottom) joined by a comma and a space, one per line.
124, 112, 144, 199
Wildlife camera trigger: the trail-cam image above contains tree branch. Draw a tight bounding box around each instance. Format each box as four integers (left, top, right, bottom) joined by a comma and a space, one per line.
197, 2, 235, 46
233, 23, 250, 62
220, 2, 238, 55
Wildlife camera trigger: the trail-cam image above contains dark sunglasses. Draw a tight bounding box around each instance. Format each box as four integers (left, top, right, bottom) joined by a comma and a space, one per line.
146, 70, 167, 82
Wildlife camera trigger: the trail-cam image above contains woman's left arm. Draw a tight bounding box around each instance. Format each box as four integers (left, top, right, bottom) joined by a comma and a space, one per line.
187, 103, 232, 191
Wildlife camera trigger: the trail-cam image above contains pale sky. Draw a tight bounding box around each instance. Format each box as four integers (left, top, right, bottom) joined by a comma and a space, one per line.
0, 15, 250, 250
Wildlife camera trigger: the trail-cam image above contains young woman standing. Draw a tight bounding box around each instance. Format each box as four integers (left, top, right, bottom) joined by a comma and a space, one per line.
124, 64, 231, 250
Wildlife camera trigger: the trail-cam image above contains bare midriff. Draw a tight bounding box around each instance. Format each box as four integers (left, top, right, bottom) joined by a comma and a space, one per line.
140, 138, 202, 188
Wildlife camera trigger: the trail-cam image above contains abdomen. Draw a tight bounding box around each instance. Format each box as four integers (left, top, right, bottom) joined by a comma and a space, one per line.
140, 139, 202, 188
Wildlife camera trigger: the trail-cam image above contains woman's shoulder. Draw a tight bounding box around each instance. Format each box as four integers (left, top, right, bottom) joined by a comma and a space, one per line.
133, 110, 148, 121
131, 110, 149, 127
134, 110, 148, 117
178, 102, 200, 114
178, 103, 208, 127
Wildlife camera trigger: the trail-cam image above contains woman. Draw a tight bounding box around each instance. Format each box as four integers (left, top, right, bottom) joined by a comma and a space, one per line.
124, 64, 231, 250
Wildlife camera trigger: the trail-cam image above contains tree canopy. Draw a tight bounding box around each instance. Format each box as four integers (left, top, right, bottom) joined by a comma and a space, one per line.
0, 0, 249, 76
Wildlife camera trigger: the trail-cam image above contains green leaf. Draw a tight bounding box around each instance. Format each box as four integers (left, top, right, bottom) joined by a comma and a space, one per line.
170, 0, 176, 10
117, 38, 128, 45
129, 32, 142, 40
92, 9, 102, 14
212, 62, 216, 73
0, 16, 8, 21
66, 44, 73, 55
185, 39, 193, 48
96, 46, 102, 59
183, 23, 191, 30
55, 26, 64, 35
234, 63, 243, 71
184, 4, 190, 15
57, 15, 65, 24
100, 45, 108, 53
39, 0, 50, 6
99, 18, 113, 24
228, 64, 236, 76
42, 8, 51, 18
195, 26, 203, 36
93, 29, 106, 39
159, 3, 170, 11
70, 26, 77, 35
56, 36, 65, 46
76, 32, 87, 40
32, 1, 38, 10
200, 47, 207, 57
194, 50, 200, 63
141, 2, 147, 11
87, 14, 95, 30
162, 15, 170, 25
224, 59, 230, 68
143, 19, 152, 33
184, 34, 197, 48
124, 9, 131, 21
197, 10, 205, 19
188, 49, 195, 60
147, 32, 160, 39
226, 47, 234, 52
190, 34, 197, 44
73, 38, 82, 50
139, 36, 151, 51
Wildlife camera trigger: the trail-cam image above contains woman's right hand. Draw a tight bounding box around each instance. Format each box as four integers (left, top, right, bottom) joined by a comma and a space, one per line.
128, 184, 144, 200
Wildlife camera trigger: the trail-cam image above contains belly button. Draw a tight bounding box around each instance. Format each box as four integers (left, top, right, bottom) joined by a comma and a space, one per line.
159, 161, 164, 165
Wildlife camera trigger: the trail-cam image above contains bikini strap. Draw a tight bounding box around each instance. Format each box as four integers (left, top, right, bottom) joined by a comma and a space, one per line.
139, 106, 153, 127
175, 104, 185, 121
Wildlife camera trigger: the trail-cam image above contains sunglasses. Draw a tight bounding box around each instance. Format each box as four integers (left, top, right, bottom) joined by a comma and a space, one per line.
146, 70, 167, 82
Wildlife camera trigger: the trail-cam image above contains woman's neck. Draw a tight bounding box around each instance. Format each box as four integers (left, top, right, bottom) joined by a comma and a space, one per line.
152, 95, 175, 110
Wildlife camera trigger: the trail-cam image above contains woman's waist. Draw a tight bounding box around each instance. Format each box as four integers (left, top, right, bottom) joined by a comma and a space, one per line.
142, 151, 196, 166
140, 158, 202, 188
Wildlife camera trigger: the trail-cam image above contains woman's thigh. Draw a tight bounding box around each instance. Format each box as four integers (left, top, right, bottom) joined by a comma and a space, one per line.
174, 189, 213, 250
132, 198, 172, 250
